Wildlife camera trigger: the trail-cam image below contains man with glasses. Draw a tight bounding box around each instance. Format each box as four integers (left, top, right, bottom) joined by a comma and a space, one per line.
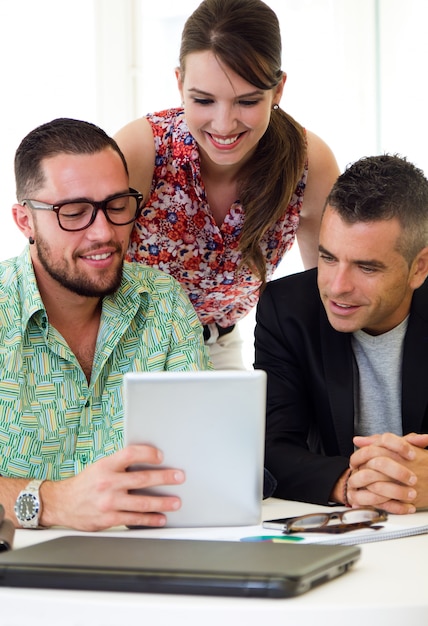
0, 118, 210, 531
256, 154, 428, 515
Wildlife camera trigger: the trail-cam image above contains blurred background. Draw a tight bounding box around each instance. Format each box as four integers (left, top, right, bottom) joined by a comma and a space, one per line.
1, 0, 426, 365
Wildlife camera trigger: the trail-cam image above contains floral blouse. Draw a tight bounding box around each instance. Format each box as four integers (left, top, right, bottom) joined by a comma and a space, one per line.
126, 108, 308, 327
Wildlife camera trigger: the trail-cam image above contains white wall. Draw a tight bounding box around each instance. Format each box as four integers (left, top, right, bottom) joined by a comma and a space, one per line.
0, 0, 97, 258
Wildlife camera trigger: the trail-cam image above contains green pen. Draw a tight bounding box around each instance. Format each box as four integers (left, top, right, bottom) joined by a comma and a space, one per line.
240, 534, 304, 542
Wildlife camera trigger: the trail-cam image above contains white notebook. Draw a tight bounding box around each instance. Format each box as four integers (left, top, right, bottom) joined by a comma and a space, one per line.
264, 512, 428, 546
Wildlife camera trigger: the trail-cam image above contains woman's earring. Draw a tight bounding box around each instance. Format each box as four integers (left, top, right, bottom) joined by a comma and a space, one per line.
272, 104, 279, 110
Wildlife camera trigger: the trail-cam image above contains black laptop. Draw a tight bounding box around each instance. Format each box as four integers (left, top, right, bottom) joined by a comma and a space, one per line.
0, 535, 360, 598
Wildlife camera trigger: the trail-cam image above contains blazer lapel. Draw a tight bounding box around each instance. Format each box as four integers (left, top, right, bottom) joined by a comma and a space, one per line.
320, 310, 355, 456
402, 285, 428, 433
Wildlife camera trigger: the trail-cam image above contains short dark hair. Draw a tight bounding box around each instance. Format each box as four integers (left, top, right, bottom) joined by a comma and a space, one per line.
15, 117, 129, 201
326, 154, 428, 264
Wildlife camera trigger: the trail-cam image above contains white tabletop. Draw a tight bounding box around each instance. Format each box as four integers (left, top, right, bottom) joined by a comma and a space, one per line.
2, 498, 428, 626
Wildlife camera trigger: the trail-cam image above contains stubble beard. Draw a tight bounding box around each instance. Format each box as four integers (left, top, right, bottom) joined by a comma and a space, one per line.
35, 234, 124, 298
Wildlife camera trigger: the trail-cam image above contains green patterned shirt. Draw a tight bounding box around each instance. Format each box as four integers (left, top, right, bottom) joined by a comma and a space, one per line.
0, 248, 210, 480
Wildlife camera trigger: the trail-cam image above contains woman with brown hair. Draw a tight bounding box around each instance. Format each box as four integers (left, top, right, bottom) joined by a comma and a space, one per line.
115, 0, 339, 368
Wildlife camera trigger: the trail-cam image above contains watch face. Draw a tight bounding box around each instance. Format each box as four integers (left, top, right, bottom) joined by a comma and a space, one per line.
15, 493, 39, 522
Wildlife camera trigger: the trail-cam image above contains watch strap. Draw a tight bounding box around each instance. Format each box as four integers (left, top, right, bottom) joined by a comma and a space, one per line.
26, 479, 44, 495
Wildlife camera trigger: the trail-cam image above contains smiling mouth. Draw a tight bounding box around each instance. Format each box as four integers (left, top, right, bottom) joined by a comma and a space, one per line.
83, 252, 113, 261
209, 133, 243, 146
330, 300, 361, 313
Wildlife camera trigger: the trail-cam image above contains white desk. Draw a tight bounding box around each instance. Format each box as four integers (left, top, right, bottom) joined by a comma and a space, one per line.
1, 498, 427, 626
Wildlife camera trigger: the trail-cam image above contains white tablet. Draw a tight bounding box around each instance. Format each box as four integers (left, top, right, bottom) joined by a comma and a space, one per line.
123, 370, 267, 527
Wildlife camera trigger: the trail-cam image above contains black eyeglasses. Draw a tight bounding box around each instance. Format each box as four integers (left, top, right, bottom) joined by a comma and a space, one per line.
22, 188, 144, 232
281, 507, 387, 535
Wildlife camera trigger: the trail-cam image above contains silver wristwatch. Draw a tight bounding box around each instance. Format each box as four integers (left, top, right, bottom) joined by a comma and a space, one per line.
14, 479, 45, 528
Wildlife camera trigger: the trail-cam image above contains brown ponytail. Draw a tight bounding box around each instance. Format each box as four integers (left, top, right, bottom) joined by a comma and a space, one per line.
237, 108, 306, 286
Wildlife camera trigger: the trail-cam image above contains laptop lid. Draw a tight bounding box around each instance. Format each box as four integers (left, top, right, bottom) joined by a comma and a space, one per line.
123, 370, 267, 527
0, 536, 361, 598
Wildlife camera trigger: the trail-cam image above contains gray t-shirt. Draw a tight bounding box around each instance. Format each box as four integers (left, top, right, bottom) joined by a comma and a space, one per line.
352, 317, 409, 437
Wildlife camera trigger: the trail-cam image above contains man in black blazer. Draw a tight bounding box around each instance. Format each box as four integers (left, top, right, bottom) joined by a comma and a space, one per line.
255, 154, 428, 515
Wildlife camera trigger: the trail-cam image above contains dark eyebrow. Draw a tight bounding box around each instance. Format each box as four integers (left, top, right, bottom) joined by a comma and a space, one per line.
318, 245, 387, 270
187, 87, 265, 98
318, 244, 335, 258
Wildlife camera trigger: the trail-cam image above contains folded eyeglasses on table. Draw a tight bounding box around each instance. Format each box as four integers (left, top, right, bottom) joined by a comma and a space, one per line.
282, 507, 388, 534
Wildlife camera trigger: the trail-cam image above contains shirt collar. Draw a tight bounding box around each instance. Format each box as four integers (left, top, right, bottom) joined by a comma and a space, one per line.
18, 249, 152, 332
106, 262, 150, 314
18, 247, 47, 332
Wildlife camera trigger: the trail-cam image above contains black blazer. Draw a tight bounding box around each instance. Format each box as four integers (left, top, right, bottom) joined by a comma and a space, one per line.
255, 268, 428, 505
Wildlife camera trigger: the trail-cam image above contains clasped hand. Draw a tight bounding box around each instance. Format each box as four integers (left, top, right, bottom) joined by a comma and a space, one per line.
42, 445, 184, 530
347, 432, 428, 514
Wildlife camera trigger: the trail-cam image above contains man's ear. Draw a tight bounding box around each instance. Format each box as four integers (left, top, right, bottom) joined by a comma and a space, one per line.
410, 247, 428, 289
12, 202, 34, 240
